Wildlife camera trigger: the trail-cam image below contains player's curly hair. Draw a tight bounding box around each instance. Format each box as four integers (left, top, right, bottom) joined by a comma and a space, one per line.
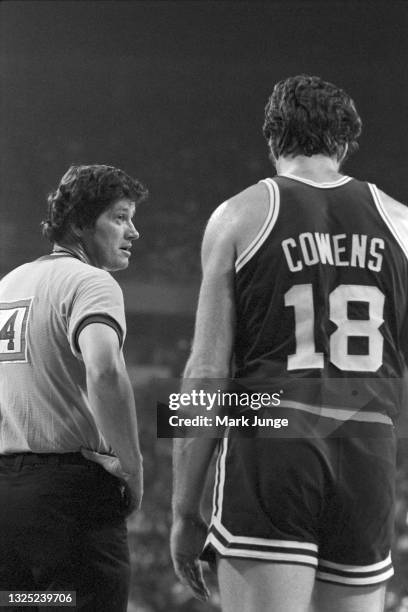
42, 164, 148, 243
262, 75, 362, 161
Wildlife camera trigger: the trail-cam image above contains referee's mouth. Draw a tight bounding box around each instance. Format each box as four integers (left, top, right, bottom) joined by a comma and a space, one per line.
120, 245, 132, 257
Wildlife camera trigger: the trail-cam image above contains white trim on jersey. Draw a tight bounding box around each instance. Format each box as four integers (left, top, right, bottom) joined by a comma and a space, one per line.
278, 173, 352, 188
369, 183, 408, 261
278, 400, 393, 426
235, 179, 280, 273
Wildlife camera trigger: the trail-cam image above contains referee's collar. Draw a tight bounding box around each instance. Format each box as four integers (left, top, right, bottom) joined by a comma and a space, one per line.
52, 244, 91, 265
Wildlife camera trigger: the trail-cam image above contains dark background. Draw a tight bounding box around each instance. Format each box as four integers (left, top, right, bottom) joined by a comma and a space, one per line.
1, 2, 408, 610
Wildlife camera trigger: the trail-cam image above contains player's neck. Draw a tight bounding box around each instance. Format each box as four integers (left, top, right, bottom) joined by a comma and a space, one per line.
275, 155, 343, 182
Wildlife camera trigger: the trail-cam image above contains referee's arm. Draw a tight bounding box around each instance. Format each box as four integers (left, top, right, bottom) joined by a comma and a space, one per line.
78, 323, 143, 511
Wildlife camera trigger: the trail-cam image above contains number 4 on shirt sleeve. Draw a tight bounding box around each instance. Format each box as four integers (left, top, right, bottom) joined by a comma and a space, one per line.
0, 311, 18, 350
0, 298, 33, 363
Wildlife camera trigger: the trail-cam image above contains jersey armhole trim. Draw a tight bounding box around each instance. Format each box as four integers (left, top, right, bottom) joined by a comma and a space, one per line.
235, 179, 280, 272
368, 183, 408, 261
74, 314, 124, 355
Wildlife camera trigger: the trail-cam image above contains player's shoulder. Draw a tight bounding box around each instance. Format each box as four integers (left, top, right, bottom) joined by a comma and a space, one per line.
223, 181, 269, 214
207, 181, 269, 233
202, 181, 273, 264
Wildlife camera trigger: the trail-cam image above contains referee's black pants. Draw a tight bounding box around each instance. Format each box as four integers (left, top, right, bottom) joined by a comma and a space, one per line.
0, 453, 130, 612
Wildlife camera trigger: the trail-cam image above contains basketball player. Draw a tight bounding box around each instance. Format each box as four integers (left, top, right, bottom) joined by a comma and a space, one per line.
171, 75, 408, 612
0, 165, 146, 611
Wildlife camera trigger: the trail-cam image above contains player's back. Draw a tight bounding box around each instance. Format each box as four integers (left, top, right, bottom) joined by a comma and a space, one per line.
234, 174, 408, 423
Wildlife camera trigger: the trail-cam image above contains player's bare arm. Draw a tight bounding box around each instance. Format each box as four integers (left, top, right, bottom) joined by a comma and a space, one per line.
171, 199, 237, 601
79, 322, 143, 511
171, 183, 270, 600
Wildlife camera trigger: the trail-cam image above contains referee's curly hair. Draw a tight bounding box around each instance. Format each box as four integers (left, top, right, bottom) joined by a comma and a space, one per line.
263, 75, 362, 162
42, 164, 148, 243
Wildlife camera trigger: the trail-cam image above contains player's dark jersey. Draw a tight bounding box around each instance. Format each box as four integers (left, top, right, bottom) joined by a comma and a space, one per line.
234, 174, 408, 423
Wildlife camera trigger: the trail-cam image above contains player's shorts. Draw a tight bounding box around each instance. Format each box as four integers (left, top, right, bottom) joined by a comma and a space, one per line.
201, 407, 396, 586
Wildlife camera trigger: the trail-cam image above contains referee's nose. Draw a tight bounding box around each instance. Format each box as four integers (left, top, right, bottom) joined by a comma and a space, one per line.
128, 220, 139, 241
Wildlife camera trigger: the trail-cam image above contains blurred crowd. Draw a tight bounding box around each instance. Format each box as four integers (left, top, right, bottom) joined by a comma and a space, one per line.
1, 102, 270, 284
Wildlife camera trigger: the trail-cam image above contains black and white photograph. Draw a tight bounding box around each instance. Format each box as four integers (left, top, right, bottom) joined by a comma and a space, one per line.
1, 1, 408, 611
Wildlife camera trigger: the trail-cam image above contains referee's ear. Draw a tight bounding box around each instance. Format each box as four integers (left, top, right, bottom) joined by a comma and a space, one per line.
71, 223, 83, 238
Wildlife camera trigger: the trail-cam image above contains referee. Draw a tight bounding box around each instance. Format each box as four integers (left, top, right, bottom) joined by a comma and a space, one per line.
0, 165, 146, 611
